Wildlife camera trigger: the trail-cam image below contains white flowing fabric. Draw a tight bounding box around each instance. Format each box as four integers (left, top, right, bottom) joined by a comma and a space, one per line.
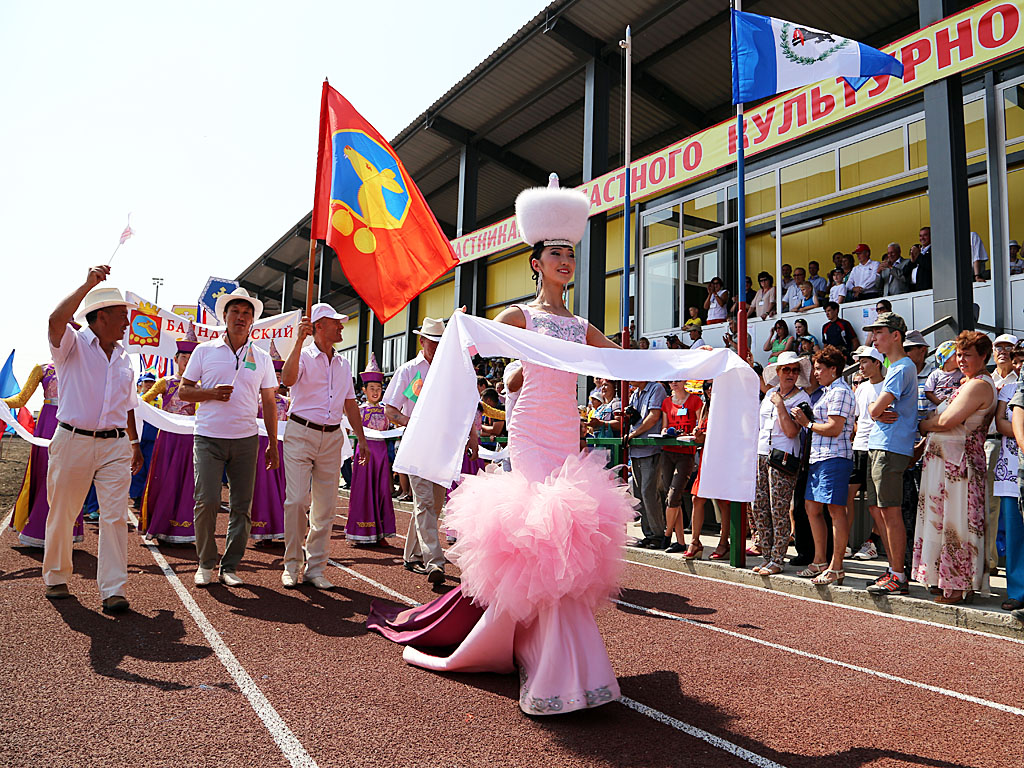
394, 312, 759, 502
0, 401, 49, 447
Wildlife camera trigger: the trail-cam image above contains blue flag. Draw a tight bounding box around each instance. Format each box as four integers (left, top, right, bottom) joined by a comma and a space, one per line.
732, 10, 903, 104
0, 351, 20, 435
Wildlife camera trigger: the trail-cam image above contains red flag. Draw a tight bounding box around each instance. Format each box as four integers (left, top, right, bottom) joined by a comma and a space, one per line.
16, 407, 34, 434
311, 82, 458, 321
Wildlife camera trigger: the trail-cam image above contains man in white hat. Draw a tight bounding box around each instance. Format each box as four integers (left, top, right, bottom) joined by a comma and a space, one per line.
43, 265, 143, 614
985, 333, 1020, 575
279, 303, 369, 589
383, 316, 447, 583
179, 288, 279, 587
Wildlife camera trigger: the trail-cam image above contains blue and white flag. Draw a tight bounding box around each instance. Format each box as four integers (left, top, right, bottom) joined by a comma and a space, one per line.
731, 10, 903, 104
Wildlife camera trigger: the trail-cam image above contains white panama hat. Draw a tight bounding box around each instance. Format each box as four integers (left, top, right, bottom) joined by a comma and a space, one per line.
74, 286, 135, 323
214, 287, 264, 323
763, 351, 811, 389
310, 302, 349, 323
414, 317, 446, 341
515, 173, 590, 248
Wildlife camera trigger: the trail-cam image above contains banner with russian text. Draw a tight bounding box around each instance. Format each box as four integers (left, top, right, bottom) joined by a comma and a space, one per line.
451, 0, 1024, 263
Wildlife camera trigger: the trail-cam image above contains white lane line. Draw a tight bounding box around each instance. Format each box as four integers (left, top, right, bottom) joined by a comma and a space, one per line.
627, 558, 1024, 646
613, 597, 1024, 718
327, 558, 789, 768
129, 513, 319, 768
618, 696, 787, 768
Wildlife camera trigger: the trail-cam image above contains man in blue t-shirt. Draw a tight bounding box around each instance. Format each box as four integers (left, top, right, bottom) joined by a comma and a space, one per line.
864, 312, 917, 595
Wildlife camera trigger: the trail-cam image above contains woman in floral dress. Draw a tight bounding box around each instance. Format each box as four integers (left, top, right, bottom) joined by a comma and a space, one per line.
913, 331, 998, 604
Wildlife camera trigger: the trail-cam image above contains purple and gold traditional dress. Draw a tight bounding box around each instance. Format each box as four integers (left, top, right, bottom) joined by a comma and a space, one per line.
250, 392, 289, 541
139, 376, 197, 543
6, 363, 84, 547
345, 402, 396, 543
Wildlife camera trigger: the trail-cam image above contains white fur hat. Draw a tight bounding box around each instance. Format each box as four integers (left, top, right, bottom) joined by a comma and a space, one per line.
515, 173, 590, 248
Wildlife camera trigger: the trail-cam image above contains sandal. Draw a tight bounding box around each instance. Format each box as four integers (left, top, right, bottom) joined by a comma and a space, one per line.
682, 543, 704, 560
797, 562, 828, 578
751, 559, 769, 574
1002, 598, 1024, 611
708, 545, 730, 561
760, 561, 784, 576
745, 546, 761, 557
811, 569, 845, 586
935, 590, 974, 605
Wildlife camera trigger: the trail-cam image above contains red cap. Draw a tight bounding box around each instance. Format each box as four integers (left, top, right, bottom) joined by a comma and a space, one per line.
853, 243, 870, 254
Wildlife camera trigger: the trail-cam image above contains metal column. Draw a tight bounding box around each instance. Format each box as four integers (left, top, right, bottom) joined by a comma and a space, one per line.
369, 310, 385, 372
281, 270, 294, 313
404, 296, 420, 364
985, 70, 1009, 332
575, 54, 610, 332
454, 143, 485, 314
920, 0, 975, 340
356, 301, 368, 375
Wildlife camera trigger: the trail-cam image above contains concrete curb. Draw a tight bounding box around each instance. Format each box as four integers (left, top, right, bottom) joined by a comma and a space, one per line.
625, 547, 1024, 641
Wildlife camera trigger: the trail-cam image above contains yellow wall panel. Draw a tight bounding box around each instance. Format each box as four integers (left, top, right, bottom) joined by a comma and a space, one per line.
418, 282, 454, 324
485, 252, 534, 307
383, 307, 407, 336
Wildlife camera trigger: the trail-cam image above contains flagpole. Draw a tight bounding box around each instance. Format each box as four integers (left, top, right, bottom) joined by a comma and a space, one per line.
306, 79, 330, 316
619, 25, 632, 473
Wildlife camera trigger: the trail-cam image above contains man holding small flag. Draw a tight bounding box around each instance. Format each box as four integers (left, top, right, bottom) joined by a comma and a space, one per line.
383, 317, 447, 584
179, 287, 279, 588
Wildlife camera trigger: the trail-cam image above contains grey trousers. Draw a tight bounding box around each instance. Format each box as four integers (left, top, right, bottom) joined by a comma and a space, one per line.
404, 475, 446, 570
193, 435, 259, 573
632, 453, 665, 539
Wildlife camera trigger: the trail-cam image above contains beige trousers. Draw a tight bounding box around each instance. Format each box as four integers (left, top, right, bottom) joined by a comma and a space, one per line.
44, 428, 131, 599
282, 422, 346, 578
404, 475, 446, 570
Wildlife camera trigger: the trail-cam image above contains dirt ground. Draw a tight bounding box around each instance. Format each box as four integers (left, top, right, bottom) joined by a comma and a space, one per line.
0, 437, 29, 512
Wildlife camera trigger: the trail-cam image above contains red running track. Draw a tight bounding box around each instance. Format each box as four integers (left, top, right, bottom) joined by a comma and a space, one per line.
0, 497, 1021, 768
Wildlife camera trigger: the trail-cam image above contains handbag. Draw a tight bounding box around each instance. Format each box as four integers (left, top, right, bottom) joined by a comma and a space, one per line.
766, 409, 799, 476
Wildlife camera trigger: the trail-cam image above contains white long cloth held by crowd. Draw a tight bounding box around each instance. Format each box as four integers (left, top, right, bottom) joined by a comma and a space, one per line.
394, 312, 759, 502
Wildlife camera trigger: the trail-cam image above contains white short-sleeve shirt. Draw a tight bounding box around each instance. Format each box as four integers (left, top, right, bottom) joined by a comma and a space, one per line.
383, 352, 431, 419
288, 344, 355, 425
48, 324, 139, 430
757, 386, 811, 456
183, 337, 277, 439
852, 380, 884, 451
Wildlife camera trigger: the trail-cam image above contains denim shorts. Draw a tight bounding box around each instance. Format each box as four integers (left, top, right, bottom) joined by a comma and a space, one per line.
806, 456, 854, 506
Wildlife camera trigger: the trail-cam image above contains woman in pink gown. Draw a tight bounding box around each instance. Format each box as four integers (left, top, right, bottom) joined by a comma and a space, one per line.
368, 175, 632, 715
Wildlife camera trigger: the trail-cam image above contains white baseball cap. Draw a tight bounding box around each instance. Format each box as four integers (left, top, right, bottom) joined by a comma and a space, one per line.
994, 333, 1019, 347
853, 345, 885, 364
310, 303, 349, 323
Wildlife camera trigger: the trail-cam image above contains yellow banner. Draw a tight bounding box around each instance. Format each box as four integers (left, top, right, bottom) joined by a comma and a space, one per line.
450, 0, 1024, 263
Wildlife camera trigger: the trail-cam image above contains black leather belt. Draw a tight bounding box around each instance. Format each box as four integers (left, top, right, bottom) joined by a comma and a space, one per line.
288, 414, 341, 433
59, 422, 126, 439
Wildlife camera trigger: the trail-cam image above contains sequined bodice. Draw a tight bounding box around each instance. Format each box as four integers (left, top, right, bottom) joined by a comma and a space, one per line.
530, 311, 587, 344
42, 364, 57, 400
162, 377, 196, 416
361, 403, 389, 430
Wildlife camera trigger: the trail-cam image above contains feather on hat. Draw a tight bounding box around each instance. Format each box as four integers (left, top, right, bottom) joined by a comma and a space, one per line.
515, 173, 590, 248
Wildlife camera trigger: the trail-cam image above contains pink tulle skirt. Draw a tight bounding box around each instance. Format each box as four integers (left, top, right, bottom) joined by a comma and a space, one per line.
369, 449, 634, 715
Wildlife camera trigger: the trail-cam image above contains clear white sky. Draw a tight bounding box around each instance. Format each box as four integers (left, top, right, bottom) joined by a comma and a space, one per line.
0, 0, 549, 407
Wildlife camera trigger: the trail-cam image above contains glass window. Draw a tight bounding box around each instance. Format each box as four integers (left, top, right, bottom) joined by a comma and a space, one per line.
780, 152, 835, 208
1005, 84, 1024, 145
735, 172, 775, 220
839, 128, 904, 189
964, 97, 986, 156
908, 119, 927, 169
643, 247, 679, 332
683, 189, 726, 235
643, 205, 679, 249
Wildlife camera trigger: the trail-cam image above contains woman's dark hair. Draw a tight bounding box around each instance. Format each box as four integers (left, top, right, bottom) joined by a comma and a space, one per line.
481, 387, 501, 405
773, 319, 789, 337
813, 345, 846, 374
955, 330, 993, 364
529, 243, 545, 284
757, 271, 772, 285
794, 318, 807, 330
477, 376, 489, 389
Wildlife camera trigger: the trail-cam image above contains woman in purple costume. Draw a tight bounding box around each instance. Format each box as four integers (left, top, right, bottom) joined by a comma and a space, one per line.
140, 339, 198, 544
5, 363, 84, 547
346, 357, 396, 545
368, 176, 632, 716
250, 362, 289, 543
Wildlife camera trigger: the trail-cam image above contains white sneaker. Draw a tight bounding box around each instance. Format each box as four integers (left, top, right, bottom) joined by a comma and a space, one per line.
219, 571, 244, 587
854, 540, 878, 560
281, 571, 299, 589
194, 567, 214, 587
304, 574, 334, 590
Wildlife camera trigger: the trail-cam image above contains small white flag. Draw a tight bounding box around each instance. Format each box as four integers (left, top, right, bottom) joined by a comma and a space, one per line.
119, 217, 135, 245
